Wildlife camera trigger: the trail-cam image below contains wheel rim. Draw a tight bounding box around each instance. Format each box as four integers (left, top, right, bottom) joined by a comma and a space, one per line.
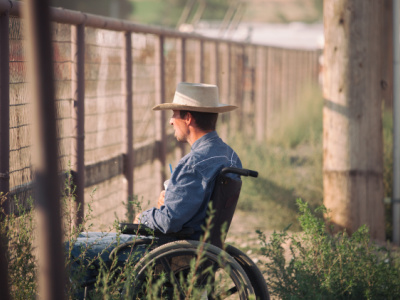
133, 247, 252, 299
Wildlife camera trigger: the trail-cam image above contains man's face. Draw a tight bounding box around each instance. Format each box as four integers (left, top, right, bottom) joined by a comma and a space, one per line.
170, 110, 189, 143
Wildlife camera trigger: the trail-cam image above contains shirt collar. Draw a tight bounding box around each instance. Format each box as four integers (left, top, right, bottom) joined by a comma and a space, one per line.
191, 131, 218, 150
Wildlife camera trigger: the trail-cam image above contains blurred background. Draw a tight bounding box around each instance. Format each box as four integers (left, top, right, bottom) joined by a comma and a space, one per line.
50, 0, 324, 48
6, 0, 394, 240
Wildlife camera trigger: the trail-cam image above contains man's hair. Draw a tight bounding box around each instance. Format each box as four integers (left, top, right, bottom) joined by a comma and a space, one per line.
180, 110, 218, 131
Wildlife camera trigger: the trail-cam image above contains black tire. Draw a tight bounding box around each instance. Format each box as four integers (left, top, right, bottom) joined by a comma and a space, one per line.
225, 244, 270, 300
126, 240, 255, 299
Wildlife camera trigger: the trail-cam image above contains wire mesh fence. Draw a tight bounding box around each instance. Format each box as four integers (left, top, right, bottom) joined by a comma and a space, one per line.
0, 3, 320, 229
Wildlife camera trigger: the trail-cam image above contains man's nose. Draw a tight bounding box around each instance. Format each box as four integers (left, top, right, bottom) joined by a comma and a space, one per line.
169, 118, 174, 125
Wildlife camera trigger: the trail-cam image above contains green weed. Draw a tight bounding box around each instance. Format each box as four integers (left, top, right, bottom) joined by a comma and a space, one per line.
268, 84, 323, 149
3, 169, 251, 299
258, 199, 400, 299
226, 84, 323, 231
1, 195, 37, 299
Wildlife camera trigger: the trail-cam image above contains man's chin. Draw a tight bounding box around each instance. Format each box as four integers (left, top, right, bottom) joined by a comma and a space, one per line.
175, 136, 186, 143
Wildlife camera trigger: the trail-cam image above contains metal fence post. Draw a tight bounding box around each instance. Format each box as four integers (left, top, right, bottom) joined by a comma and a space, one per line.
22, 0, 65, 298
0, 9, 9, 212
255, 46, 266, 143
155, 35, 166, 186
71, 23, 85, 227
227, 43, 233, 133
125, 31, 134, 221
176, 37, 186, 157
176, 38, 186, 84
0, 9, 10, 300
195, 39, 204, 83
208, 42, 217, 85
215, 42, 219, 87
266, 47, 273, 140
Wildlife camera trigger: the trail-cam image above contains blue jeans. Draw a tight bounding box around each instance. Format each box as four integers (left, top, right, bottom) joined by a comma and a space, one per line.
66, 232, 153, 298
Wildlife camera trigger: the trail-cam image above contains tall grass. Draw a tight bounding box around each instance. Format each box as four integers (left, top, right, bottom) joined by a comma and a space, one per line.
230, 85, 324, 231
0, 196, 37, 299
268, 84, 323, 149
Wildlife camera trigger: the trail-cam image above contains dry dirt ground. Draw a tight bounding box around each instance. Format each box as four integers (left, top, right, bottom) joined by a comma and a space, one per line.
226, 209, 294, 299
227, 209, 293, 260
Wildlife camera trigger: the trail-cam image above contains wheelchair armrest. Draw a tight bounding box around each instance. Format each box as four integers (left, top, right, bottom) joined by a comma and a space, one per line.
119, 222, 194, 239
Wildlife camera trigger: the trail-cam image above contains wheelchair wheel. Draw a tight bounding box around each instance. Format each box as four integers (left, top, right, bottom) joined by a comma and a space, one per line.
225, 244, 270, 300
127, 240, 255, 299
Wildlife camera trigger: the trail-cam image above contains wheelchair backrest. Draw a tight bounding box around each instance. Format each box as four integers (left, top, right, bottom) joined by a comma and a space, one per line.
206, 173, 242, 249
205, 167, 258, 248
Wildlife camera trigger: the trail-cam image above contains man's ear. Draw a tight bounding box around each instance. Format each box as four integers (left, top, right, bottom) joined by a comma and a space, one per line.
184, 112, 193, 125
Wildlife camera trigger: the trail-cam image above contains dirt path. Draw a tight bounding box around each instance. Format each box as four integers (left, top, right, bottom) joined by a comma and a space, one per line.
226, 209, 294, 287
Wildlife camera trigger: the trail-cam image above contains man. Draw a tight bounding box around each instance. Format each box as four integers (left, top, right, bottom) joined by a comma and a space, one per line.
67, 83, 241, 296
135, 82, 242, 239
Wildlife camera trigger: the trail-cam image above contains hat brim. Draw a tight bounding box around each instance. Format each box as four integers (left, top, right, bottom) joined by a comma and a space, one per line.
152, 103, 238, 113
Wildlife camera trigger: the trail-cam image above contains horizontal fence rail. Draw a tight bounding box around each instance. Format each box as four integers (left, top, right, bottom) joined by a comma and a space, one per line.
0, 0, 320, 228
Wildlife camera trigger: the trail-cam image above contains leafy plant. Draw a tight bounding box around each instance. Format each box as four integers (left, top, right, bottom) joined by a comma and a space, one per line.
258, 199, 400, 299
0, 195, 37, 299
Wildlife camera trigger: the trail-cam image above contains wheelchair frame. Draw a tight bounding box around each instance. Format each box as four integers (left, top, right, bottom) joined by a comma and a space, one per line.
114, 167, 270, 300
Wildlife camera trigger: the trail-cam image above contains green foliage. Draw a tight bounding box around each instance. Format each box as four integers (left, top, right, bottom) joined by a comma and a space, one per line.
2, 169, 250, 299
0, 195, 37, 299
258, 199, 400, 299
229, 85, 323, 231
50, 0, 133, 19
131, 0, 229, 27
269, 84, 323, 149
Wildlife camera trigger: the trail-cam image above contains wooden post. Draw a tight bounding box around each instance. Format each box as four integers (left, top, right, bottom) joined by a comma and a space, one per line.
323, 0, 385, 240
23, 0, 66, 298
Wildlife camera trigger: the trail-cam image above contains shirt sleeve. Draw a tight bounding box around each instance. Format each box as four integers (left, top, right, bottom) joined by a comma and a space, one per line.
139, 165, 207, 234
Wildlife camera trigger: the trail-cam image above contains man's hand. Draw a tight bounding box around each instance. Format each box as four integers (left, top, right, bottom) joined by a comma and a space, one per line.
134, 212, 141, 224
134, 190, 165, 223
157, 190, 165, 208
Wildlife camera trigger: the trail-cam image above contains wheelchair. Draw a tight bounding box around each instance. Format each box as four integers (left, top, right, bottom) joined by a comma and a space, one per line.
73, 167, 270, 299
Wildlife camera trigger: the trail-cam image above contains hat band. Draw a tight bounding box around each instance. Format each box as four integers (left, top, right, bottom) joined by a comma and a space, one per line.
174, 91, 218, 107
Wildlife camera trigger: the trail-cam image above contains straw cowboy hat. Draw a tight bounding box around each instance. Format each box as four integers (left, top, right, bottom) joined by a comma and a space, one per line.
152, 82, 237, 113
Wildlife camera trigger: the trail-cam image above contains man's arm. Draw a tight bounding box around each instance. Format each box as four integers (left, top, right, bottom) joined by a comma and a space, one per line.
138, 169, 206, 233
134, 190, 165, 223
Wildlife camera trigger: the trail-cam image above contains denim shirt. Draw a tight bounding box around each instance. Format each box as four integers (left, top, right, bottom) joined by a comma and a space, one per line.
140, 131, 242, 239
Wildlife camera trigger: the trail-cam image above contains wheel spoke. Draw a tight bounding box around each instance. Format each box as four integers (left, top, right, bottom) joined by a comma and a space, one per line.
160, 257, 186, 299
130, 241, 255, 300
213, 286, 238, 299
